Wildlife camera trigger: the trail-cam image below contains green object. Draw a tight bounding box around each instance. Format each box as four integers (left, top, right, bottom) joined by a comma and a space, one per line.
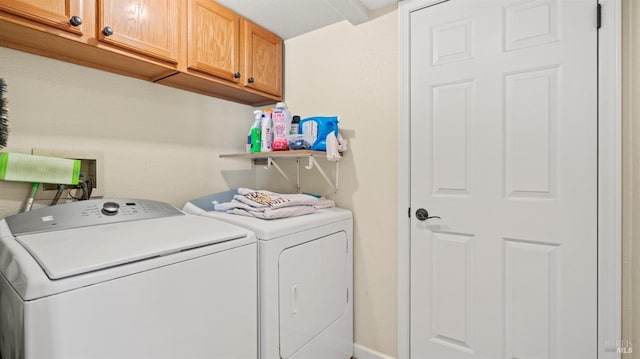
24, 182, 39, 212
28, 182, 39, 197
0, 152, 80, 185
0, 79, 7, 149
250, 127, 261, 153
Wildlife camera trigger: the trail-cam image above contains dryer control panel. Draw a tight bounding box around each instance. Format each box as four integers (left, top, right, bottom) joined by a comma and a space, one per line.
5, 199, 183, 236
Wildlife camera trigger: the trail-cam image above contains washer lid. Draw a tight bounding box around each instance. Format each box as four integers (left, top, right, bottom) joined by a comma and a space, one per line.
14, 215, 249, 280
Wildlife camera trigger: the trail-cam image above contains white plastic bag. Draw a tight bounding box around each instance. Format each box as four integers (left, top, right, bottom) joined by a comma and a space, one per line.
337, 132, 348, 152
326, 132, 341, 162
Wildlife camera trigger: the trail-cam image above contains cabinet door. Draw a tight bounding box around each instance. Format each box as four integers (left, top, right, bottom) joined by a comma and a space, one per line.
243, 20, 282, 97
187, 0, 241, 82
0, 0, 84, 35
98, 0, 179, 64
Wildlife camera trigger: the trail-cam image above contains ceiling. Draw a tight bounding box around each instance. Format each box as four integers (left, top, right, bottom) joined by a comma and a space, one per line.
216, 0, 399, 39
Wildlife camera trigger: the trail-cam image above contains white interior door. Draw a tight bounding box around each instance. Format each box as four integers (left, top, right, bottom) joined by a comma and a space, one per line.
409, 0, 597, 358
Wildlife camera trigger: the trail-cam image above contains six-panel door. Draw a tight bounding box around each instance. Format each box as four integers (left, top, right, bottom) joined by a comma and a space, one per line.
409, 0, 598, 358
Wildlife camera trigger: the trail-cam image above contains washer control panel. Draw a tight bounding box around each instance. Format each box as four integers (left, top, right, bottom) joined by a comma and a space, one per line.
5, 199, 184, 236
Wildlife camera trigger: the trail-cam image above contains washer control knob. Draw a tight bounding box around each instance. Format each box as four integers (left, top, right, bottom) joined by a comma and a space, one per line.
101, 202, 120, 216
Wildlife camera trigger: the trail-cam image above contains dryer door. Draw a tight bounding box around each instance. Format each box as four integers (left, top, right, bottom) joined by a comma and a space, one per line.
278, 231, 348, 358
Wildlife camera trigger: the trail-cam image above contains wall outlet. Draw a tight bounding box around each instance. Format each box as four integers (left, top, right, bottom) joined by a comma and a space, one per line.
31, 148, 105, 199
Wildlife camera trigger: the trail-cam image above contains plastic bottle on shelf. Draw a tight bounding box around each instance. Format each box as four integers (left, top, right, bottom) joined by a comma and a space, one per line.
248, 110, 262, 153
272, 102, 292, 151
299, 116, 339, 151
260, 111, 273, 152
290, 115, 301, 135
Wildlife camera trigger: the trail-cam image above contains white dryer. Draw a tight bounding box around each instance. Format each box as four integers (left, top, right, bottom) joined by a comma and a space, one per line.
0, 198, 258, 359
185, 192, 353, 359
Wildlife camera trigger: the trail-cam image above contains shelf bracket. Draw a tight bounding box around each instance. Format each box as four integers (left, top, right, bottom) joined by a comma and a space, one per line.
296, 158, 301, 193
264, 157, 297, 190
225, 151, 340, 195
305, 156, 315, 170
302, 156, 338, 194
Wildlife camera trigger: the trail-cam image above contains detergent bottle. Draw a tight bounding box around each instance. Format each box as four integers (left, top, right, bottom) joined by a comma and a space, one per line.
299, 116, 339, 151
271, 102, 292, 151
290, 115, 301, 135
248, 110, 262, 153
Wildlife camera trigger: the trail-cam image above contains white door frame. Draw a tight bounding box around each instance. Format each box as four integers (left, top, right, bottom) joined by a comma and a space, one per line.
396, 0, 622, 358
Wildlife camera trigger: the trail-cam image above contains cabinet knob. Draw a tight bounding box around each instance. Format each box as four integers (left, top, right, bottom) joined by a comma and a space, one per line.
248, 77, 255, 84
69, 16, 82, 27
234, 72, 241, 79
102, 26, 114, 36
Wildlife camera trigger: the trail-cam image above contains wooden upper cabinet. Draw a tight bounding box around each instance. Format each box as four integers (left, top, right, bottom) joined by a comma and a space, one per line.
243, 20, 282, 97
0, 0, 84, 35
187, 0, 241, 82
0, 0, 282, 104
97, 0, 179, 64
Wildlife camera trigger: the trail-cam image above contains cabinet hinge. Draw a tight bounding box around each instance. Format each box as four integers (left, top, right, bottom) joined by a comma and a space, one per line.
597, 4, 602, 29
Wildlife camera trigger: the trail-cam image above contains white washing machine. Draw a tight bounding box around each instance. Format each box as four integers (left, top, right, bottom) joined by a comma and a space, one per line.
0, 198, 258, 359
185, 192, 353, 359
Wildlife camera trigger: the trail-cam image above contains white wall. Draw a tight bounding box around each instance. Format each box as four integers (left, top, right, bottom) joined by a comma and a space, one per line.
0, 47, 255, 217
276, 9, 399, 356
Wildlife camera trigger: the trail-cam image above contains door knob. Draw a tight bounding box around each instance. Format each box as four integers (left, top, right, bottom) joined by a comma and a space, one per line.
234, 72, 241, 79
102, 26, 114, 36
248, 77, 255, 84
415, 208, 440, 221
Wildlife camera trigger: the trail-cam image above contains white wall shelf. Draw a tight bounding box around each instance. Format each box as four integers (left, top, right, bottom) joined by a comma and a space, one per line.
219, 150, 340, 194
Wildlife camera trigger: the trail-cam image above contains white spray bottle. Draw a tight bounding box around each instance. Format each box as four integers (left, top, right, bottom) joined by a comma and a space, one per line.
260, 112, 273, 152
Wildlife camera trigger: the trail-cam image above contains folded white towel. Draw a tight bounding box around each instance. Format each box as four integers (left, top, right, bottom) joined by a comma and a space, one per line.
315, 198, 335, 209
226, 205, 317, 219
209, 188, 335, 220
233, 188, 319, 209
214, 200, 264, 212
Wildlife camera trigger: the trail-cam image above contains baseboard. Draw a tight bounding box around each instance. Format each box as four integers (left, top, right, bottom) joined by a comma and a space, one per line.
353, 343, 396, 359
